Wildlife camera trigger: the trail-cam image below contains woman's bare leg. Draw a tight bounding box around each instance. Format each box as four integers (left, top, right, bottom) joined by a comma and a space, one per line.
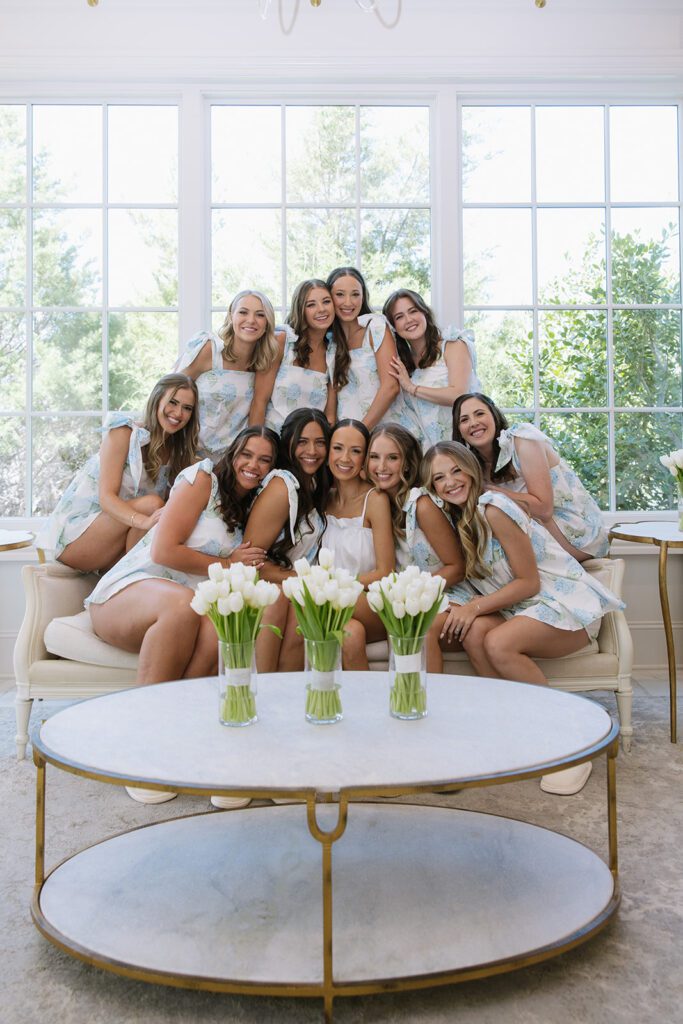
255, 589, 288, 672
278, 603, 305, 671
184, 614, 220, 678
341, 618, 368, 670
60, 494, 164, 572
483, 617, 590, 685
460, 614, 506, 677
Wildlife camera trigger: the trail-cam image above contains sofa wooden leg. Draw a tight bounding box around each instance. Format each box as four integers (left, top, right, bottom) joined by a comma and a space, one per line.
615, 681, 633, 753
15, 696, 33, 760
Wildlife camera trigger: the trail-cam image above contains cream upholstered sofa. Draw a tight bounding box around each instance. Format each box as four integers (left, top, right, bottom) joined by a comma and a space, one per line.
14, 557, 634, 759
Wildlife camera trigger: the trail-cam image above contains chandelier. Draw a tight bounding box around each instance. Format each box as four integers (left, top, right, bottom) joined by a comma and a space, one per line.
259, 0, 378, 12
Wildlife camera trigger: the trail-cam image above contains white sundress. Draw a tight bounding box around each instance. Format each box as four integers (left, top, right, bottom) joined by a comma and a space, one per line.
35, 412, 169, 560
495, 423, 609, 558
265, 326, 336, 433
320, 489, 376, 577
256, 469, 324, 565
86, 459, 240, 607
396, 328, 481, 449
471, 491, 623, 640
397, 487, 478, 605
175, 330, 254, 464
336, 314, 397, 424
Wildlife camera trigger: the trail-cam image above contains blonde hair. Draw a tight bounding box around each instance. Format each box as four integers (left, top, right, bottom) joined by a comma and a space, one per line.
217, 290, 279, 372
366, 424, 422, 543
421, 441, 490, 580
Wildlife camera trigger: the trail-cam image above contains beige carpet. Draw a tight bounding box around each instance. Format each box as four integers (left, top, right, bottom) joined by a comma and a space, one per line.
1, 693, 682, 1024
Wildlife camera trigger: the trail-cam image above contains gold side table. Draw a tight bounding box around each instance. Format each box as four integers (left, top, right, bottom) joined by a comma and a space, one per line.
0, 529, 40, 557
609, 522, 682, 743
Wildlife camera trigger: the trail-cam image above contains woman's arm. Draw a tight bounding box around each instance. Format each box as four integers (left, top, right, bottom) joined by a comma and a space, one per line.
249, 332, 285, 426
323, 379, 338, 426
490, 437, 555, 522
359, 488, 395, 587
415, 496, 465, 587
151, 472, 265, 574
243, 477, 295, 583
98, 427, 160, 532
390, 338, 473, 408
176, 338, 213, 380
361, 326, 400, 430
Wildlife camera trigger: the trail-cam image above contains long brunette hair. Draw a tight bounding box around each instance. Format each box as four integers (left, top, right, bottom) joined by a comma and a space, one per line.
367, 423, 422, 543
421, 441, 490, 580
382, 288, 442, 375
142, 373, 200, 486
325, 266, 374, 390
286, 279, 333, 369
451, 392, 517, 483
214, 426, 279, 532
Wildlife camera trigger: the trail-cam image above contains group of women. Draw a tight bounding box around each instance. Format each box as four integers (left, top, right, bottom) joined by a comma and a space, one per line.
37, 266, 620, 801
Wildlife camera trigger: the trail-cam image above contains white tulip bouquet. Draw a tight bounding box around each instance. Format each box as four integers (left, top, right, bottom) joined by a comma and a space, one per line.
191, 562, 280, 725
282, 548, 363, 722
660, 448, 683, 529
367, 566, 449, 718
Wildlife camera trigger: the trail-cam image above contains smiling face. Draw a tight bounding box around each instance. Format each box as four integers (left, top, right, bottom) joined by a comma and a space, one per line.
303, 286, 335, 333
231, 294, 269, 345
294, 419, 328, 476
232, 436, 275, 493
388, 295, 428, 346
157, 386, 195, 434
430, 452, 473, 508
330, 274, 364, 323
328, 425, 367, 482
367, 433, 403, 495
456, 397, 497, 450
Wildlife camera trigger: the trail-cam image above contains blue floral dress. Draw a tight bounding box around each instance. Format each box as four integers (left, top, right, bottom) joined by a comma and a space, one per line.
265, 326, 335, 433
495, 423, 609, 558
471, 491, 623, 640
396, 487, 478, 605
86, 459, 240, 606
35, 413, 169, 560
175, 331, 254, 463
396, 328, 481, 448
256, 469, 324, 564
337, 314, 399, 424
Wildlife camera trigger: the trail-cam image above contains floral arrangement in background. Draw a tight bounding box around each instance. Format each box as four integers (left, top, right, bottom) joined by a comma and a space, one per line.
660, 448, 683, 530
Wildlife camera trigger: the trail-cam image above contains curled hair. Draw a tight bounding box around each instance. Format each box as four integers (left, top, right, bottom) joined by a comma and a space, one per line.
217, 290, 279, 372
382, 289, 442, 375
421, 441, 490, 580
451, 392, 517, 484
143, 373, 200, 487
214, 425, 279, 533
366, 423, 422, 543
268, 408, 332, 568
325, 266, 374, 390
286, 279, 333, 370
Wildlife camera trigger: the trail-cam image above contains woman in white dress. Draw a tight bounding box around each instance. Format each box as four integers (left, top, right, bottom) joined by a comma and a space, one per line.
382, 288, 481, 448
36, 373, 199, 572
256, 279, 337, 431
174, 290, 280, 462
326, 267, 400, 428
422, 441, 623, 794
452, 393, 609, 561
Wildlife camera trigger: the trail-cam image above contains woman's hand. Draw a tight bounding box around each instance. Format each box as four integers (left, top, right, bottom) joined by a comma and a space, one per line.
440, 600, 482, 643
388, 356, 414, 393
139, 508, 164, 531
227, 540, 267, 568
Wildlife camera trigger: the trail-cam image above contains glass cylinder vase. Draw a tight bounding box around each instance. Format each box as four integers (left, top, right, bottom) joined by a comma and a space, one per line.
678, 486, 683, 532
218, 639, 257, 727
304, 638, 342, 724
388, 634, 427, 720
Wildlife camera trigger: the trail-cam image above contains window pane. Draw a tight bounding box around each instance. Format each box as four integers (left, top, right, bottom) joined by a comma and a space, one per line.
108, 209, 177, 307
286, 106, 355, 204
33, 209, 102, 306
361, 106, 429, 204
462, 107, 531, 203
539, 311, 607, 407
464, 311, 533, 408
0, 416, 25, 515
0, 209, 26, 305
614, 310, 682, 408
611, 209, 680, 305
463, 209, 532, 305
212, 209, 281, 308
33, 105, 102, 204
109, 312, 178, 409
610, 106, 678, 203
615, 412, 682, 511
536, 106, 604, 203
0, 314, 25, 411
33, 312, 102, 411
108, 106, 178, 204
0, 105, 26, 202
212, 106, 281, 204
537, 209, 606, 305
32, 415, 101, 516
540, 412, 609, 509
286, 208, 355, 296
361, 208, 430, 306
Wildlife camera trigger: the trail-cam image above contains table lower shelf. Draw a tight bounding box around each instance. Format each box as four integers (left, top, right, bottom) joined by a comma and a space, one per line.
33, 802, 617, 995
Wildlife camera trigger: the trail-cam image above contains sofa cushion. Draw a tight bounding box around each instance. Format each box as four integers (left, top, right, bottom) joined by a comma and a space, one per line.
44, 611, 138, 670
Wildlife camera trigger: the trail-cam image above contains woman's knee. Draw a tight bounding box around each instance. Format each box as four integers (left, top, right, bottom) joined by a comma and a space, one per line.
134, 493, 165, 514
342, 618, 367, 652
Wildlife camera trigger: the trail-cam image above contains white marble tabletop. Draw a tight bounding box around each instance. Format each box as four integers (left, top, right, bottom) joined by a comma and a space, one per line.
35, 673, 615, 795
611, 520, 683, 544
0, 528, 34, 551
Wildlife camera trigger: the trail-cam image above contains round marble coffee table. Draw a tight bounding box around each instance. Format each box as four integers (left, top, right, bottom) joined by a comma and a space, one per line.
32, 672, 620, 1022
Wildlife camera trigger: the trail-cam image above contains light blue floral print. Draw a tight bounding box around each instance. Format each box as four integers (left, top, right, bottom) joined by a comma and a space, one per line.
337, 314, 394, 424
257, 468, 324, 564
265, 325, 334, 432
397, 487, 477, 605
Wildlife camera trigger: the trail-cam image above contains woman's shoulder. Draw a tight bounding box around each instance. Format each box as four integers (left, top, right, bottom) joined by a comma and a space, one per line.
495, 421, 553, 471
259, 468, 299, 494
479, 489, 530, 531
358, 313, 389, 350
102, 411, 137, 434
172, 458, 215, 490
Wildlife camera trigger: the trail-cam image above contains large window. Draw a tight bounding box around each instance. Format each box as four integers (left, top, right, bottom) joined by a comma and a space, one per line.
0, 103, 179, 517
462, 103, 682, 512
